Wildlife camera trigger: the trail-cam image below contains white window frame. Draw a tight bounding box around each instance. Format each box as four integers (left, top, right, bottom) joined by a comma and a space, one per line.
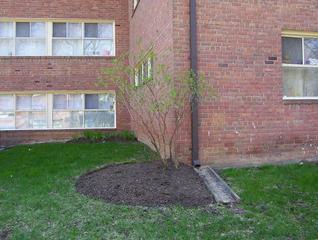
282, 33, 318, 100
0, 19, 116, 57
0, 92, 117, 131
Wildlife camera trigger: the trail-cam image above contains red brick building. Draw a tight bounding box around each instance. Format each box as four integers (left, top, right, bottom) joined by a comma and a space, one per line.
1, 0, 318, 167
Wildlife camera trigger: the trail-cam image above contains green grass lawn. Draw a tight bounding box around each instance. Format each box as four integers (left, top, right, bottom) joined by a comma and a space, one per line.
0, 143, 317, 239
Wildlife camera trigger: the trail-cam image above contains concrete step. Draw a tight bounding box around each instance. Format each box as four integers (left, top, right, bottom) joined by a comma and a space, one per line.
195, 166, 240, 204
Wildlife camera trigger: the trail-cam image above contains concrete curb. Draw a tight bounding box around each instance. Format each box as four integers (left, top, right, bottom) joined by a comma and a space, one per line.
195, 166, 240, 204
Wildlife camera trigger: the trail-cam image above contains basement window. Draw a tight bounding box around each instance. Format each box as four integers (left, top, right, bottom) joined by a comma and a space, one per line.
0, 92, 116, 130
282, 34, 318, 99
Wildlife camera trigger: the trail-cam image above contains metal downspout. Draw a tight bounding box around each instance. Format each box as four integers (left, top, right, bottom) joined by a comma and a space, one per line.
190, 0, 201, 167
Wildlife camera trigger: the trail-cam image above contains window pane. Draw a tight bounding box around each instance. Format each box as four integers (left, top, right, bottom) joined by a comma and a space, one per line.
16, 112, 47, 129
0, 39, 14, 56
17, 94, 46, 110
52, 39, 82, 56
85, 94, 99, 109
32, 94, 46, 110
53, 94, 67, 109
68, 94, 83, 109
84, 40, 113, 56
32, 112, 47, 129
99, 94, 115, 110
84, 111, 115, 128
16, 39, 46, 56
134, 0, 139, 8
148, 57, 153, 78
16, 22, 30, 37
0, 22, 13, 37
138, 66, 143, 84
143, 62, 148, 79
16, 112, 29, 129
282, 37, 303, 64
85, 23, 98, 38
85, 94, 114, 110
68, 23, 82, 38
98, 24, 113, 38
53, 111, 83, 129
16, 95, 32, 110
31, 22, 45, 38
283, 67, 318, 97
304, 38, 318, 65
0, 95, 14, 111
53, 23, 66, 37
0, 112, 15, 129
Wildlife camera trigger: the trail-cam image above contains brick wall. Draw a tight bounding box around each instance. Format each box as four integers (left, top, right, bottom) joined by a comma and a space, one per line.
173, 0, 192, 164
129, 0, 176, 152
2, 0, 318, 167
0, 0, 130, 146
175, 0, 318, 166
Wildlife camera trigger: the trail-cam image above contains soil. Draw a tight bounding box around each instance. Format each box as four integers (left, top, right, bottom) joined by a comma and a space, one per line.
76, 161, 214, 207
0, 229, 10, 240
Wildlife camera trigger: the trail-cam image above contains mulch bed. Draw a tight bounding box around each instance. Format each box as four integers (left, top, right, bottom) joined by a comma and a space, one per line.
0, 229, 10, 240
76, 161, 214, 207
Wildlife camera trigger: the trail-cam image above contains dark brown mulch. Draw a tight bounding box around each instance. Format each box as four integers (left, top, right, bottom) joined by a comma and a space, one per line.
76, 161, 214, 207
0, 229, 10, 240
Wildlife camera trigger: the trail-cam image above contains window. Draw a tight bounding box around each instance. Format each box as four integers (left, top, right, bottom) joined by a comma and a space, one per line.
282, 35, 318, 98
16, 94, 47, 129
0, 92, 116, 130
133, 0, 140, 10
0, 95, 15, 129
134, 55, 153, 86
0, 20, 115, 57
0, 22, 14, 56
53, 94, 84, 129
52, 22, 114, 56
84, 94, 115, 128
16, 22, 46, 56
53, 23, 83, 56
84, 23, 114, 56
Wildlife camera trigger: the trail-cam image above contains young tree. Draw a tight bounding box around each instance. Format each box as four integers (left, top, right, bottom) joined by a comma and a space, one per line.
101, 50, 212, 168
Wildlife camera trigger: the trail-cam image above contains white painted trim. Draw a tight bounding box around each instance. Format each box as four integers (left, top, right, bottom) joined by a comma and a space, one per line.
302, 37, 305, 65
113, 21, 116, 57
47, 94, 53, 128
0, 127, 117, 132
283, 96, 318, 100
47, 22, 53, 55
282, 64, 318, 68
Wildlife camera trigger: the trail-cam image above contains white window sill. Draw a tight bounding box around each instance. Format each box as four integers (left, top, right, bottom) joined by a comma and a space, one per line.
283, 97, 318, 101
0, 55, 116, 58
0, 127, 117, 132
283, 64, 318, 68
